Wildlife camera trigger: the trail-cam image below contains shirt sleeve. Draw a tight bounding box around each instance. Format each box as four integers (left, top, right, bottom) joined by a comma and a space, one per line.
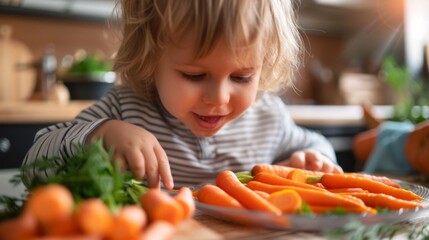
272, 97, 337, 164
21, 87, 122, 186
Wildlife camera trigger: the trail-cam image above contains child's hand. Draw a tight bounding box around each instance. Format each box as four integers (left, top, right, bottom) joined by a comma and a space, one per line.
87, 120, 174, 189
277, 150, 343, 173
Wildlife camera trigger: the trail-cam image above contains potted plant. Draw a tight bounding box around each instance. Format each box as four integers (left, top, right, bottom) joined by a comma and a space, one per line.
382, 56, 429, 124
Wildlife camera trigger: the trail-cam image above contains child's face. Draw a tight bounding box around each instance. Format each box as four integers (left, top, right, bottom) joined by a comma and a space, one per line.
155, 36, 262, 137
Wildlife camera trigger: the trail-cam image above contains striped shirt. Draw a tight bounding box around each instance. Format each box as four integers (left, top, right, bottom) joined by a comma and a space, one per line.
22, 85, 336, 187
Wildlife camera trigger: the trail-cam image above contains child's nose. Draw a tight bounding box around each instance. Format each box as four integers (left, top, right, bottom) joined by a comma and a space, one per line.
203, 80, 230, 105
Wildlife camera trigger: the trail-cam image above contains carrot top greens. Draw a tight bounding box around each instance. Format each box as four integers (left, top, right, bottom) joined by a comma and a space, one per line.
325, 220, 429, 240
0, 140, 148, 220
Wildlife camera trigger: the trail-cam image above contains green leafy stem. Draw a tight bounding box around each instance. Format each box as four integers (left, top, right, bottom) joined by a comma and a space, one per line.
0, 140, 148, 221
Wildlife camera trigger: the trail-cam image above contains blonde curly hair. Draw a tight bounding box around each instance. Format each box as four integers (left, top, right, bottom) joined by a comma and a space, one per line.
113, 0, 302, 101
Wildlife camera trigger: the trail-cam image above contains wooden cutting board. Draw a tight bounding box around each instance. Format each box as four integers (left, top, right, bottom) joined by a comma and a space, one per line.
0, 25, 36, 102
173, 219, 223, 240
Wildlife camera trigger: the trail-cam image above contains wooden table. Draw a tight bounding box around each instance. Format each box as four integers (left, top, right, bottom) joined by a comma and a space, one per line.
186, 211, 325, 240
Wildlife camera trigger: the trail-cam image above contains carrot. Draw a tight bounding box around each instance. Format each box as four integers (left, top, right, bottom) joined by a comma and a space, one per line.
286, 169, 308, 183
34, 235, 101, 240
192, 191, 199, 197
216, 170, 282, 215
74, 198, 114, 237
24, 184, 74, 227
267, 189, 302, 214
140, 188, 184, 225
44, 215, 80, 237
246, 181, 371, 213
341, 192, 425, 210
254, 190, 270, 199
253, 172, 326, 192
197, 184, 245, 209
139, 220, 175, 240
307, 173, 401, 188
308, 205, 377, 215
327, 188, 367, 194
309, 183, 325, 189
319, 173, 423, 201
253, 164, 401, 188
174, 187, 196, 219
0, 212, 38, 240
109, 205, 147, 240
252, 164, 323, 178
347, 173, 401, 188
169, 188, 199, 198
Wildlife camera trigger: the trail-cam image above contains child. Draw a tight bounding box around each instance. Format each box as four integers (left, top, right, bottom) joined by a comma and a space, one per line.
22, 0, 342, 189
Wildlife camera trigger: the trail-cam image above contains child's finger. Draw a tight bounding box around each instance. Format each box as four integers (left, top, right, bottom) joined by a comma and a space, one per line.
319, 163, 334, 173
155, 145, 174, 190
113, 152, 127, 171
305, 151, 343, 173
304, 151, 322, 170
143, 150, 160, 188
126, 149, 146, 180
319, 161, 343, 173
332, 165, 344, 173
286, 151, 306, 169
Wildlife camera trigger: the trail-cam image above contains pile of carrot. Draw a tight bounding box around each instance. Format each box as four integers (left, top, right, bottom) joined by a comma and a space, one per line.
0, 184, 195, 240
196, 164, 426, 216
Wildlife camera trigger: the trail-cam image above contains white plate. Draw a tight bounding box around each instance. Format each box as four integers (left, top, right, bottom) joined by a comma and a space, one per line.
196, 180, 429, 230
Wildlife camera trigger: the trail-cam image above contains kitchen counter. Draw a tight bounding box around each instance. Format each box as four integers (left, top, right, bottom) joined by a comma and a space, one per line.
287, 105, 392, 126
0, 101, 94, 123
0, 101, 393, 125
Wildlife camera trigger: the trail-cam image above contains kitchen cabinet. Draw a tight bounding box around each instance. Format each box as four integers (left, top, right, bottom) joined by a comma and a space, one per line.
0, 123, 50, 169
0, 1, 115, 23
0, 101, 93, 169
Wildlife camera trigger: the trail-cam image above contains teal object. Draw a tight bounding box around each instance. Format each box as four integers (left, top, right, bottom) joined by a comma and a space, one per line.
363, 121, 416, 174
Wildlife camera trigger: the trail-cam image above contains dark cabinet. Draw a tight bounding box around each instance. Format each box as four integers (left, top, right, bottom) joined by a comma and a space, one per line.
0, 123, 50, 169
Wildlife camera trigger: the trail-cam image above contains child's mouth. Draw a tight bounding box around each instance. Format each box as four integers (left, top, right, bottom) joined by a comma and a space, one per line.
195, 114, 225, 129
199, 115, 222, 123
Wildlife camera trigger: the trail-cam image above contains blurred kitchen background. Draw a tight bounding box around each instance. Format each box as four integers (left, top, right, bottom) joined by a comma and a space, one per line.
2, 0, 427, 104
0, 0, 428, 171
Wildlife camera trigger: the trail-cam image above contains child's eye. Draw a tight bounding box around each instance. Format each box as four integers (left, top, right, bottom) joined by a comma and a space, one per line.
230, 75, 252, 83
181, 72, 206, 81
